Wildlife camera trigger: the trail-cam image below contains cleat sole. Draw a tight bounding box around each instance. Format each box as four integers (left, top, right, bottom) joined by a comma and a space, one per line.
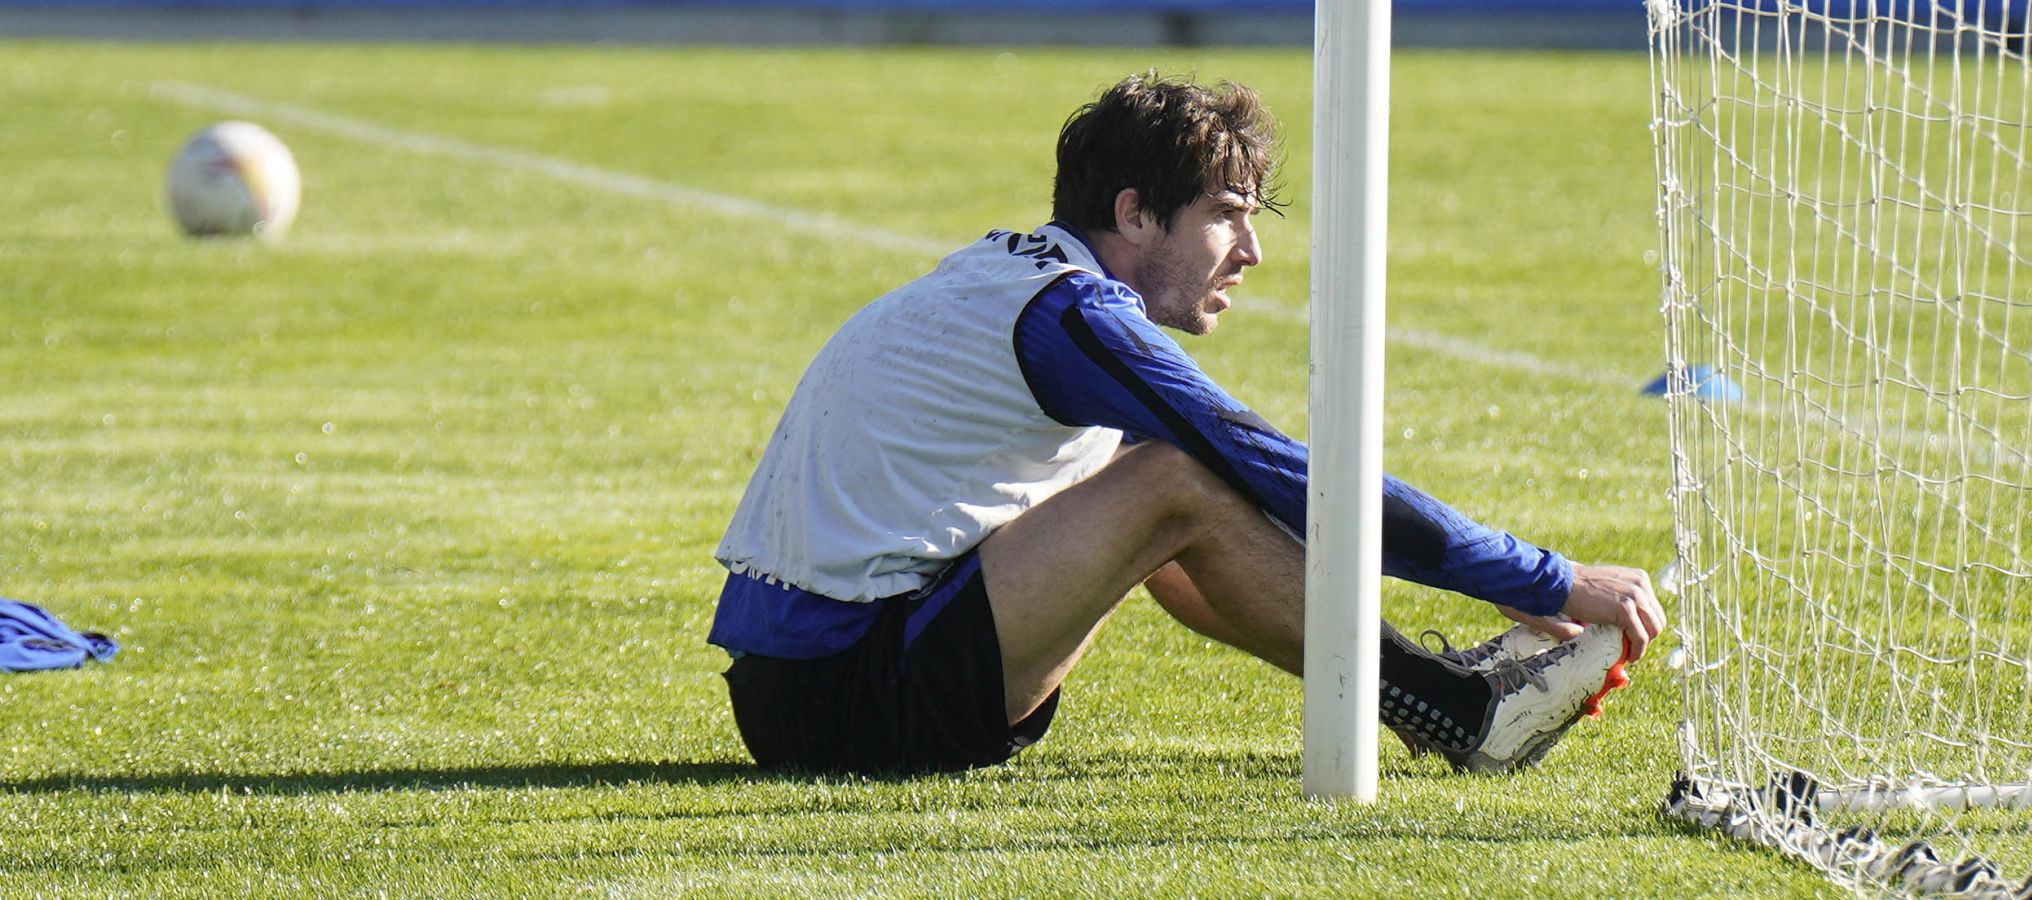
1580, 639, 1634, 719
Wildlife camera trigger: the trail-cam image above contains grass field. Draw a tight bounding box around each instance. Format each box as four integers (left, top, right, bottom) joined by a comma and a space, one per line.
1, 41, 1842, 896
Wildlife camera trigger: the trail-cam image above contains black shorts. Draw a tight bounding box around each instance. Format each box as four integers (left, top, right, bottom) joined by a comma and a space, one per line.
722, 552, 1060, 775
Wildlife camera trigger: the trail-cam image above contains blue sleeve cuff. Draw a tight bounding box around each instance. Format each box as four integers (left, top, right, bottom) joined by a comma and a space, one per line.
1447, 538, 1573, 616
1379, 476, 1573, 615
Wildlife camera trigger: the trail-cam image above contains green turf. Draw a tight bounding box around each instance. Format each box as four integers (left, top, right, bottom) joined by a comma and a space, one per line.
0, 41, 1840, 896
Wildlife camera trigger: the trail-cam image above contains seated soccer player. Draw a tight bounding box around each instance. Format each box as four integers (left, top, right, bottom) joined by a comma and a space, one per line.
709, 72, 1666, 775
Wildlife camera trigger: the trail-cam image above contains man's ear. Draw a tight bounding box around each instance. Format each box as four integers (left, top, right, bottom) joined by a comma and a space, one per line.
1112, 188, 1156, 247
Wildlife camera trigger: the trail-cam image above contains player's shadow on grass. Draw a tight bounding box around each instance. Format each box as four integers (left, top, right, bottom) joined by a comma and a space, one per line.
0, 759, 795, 796
7, 747, 1538, 796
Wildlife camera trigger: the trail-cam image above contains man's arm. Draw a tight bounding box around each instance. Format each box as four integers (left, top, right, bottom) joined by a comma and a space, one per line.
1012, 275, 1572, 618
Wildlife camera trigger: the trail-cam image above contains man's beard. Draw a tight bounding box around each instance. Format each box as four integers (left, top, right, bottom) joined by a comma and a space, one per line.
1136, 246, 1220, 335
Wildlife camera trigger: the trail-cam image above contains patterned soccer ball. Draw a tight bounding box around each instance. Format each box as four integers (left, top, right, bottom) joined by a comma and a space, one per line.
165, 121, 301, 240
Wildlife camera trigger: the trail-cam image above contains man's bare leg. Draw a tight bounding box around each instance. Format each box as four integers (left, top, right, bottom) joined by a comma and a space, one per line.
1141, 562, 1297, 675
977, 441, 1307, 722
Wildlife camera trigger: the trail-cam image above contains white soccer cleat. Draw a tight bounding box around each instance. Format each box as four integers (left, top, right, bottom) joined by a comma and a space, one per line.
1440, 623, 1631, 774
1423, 624, 1564, 672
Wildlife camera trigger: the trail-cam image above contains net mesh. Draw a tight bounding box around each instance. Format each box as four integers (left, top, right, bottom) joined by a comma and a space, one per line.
1648, 0, 2032, 893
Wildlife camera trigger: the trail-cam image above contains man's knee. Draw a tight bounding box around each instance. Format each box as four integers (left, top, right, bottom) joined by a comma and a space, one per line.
1108, 441, 1245, 516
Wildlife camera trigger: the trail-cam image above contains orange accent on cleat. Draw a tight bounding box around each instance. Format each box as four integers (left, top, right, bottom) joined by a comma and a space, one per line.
1580, 639, 1634, 719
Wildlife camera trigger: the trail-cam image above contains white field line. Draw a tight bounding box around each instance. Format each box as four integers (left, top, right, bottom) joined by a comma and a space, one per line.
1385, 327, 1629, 385
144, 79, 2024, 471
149, 80, 949, 259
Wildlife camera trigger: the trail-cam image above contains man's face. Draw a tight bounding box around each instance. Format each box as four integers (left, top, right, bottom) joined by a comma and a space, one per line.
1132, 189, 1263, 336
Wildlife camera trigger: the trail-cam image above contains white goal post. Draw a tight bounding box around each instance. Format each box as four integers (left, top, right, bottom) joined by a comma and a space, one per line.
1305, 0, 1391, 801
1649, 0, 2032, 893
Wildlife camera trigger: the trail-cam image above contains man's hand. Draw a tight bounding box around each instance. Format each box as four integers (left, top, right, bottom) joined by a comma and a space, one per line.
1493, 603, 1585, 643
1541, 563, 1667, 661
1489, 564, 1667, 660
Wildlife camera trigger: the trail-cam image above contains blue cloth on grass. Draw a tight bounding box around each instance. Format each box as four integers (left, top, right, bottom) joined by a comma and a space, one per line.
1, 598, 118, 672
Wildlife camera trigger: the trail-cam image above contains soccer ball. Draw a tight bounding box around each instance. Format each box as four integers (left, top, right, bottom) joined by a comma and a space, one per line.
165, 121, 301, 240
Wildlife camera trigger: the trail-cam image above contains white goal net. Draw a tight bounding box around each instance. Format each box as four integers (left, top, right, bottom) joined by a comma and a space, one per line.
1648, 0, 2032, 894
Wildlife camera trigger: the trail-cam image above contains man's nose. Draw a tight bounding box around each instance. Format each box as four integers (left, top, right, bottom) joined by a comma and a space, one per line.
1233, 221, 1263, 267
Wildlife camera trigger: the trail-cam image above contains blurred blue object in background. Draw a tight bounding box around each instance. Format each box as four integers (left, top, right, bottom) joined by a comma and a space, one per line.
1642, 365, 1743, 404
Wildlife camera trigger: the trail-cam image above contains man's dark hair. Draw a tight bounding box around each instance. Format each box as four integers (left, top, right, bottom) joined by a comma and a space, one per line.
1052, 72, 1285, 234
